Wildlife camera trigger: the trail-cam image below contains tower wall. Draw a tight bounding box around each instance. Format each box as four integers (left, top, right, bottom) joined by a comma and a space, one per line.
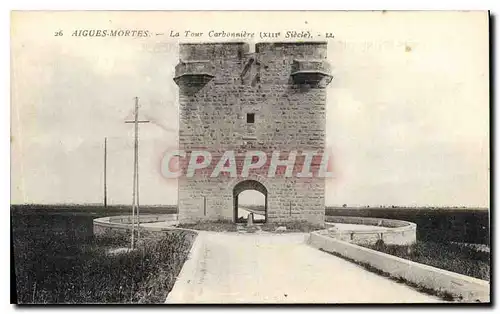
175, 42, 330, 226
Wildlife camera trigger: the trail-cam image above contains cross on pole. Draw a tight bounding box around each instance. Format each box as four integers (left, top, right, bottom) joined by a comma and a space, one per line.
125, 97, 150, 250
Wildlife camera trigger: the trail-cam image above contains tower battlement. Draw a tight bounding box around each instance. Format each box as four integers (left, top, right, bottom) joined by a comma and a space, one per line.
179, 42, 250, 61
175, 41, 332, 89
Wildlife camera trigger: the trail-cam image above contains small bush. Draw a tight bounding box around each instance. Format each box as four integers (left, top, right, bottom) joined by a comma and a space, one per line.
260, 221, 323, 233
178, 220, 238, 232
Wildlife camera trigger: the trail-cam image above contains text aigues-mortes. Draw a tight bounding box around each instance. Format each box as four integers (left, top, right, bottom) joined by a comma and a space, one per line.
71, 29, 151, 37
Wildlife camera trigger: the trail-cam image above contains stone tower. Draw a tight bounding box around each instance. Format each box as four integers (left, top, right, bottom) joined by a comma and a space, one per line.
173, 42, 332, 226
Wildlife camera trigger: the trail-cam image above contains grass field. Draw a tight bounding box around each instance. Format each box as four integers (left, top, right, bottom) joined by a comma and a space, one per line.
364, 240, 490, 281
326, 207, 489, 245
326, 207, 490, 281
11, 204, 490, 303
11, 206, 193, 304
235, 205, 489, 245
178, 220, 323, 233
14, 205, 488, 244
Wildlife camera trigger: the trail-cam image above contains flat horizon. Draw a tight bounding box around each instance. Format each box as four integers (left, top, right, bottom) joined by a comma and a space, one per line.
9, 203, 489, 210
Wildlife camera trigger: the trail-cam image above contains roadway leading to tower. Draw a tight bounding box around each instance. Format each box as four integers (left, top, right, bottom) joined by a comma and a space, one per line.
166, 232, 443, 304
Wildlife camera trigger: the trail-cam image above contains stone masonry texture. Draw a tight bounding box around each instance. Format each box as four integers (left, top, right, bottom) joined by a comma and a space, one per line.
173, 42, 332, 226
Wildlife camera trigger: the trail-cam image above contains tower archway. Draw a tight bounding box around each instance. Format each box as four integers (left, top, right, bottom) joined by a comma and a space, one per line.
233, 180, 267, 223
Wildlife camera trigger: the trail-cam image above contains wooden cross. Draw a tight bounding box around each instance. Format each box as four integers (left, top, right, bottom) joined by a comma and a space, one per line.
125, 97, 150, 249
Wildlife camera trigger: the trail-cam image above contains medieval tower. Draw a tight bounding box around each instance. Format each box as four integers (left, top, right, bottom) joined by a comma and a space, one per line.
173, 42, 332, 226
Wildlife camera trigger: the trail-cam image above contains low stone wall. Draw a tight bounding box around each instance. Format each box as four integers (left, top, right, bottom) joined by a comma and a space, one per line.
325, 216, 417, 246
108, 214, 178, 224
326, 216, 412, 227
93, 214, 179, 236
308, 232, 490, 303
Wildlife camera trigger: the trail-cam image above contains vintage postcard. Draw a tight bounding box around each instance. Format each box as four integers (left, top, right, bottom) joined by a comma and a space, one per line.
10, 11, 490, 304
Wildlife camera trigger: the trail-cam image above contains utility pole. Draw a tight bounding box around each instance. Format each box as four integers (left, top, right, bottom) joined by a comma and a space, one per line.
203, 196, 206, 216
125, 97, 150, 249
104, 137, 107, 208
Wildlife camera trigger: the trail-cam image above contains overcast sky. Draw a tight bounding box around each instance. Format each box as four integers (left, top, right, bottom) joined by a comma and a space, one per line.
11, 11, 489, 207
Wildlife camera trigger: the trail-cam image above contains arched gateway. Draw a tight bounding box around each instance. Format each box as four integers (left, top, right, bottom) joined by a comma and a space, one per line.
233, 180, 267, 223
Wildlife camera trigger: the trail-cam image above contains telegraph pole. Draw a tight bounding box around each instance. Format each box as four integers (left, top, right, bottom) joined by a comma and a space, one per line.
104, 137, 107, 208
125, 97, 150, 249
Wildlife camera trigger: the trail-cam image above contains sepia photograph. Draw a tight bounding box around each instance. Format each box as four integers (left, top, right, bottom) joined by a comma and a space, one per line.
10, 10, 490, 304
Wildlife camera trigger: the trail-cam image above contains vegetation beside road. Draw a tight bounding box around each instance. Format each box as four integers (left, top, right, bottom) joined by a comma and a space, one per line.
11, 204, 490, 303
363, 240, 490, 281
259, 221, 323, 233
178, 219, 323, 233
178, 220, 238, 232
328, 206, 490, 281
11, 208, 194, 304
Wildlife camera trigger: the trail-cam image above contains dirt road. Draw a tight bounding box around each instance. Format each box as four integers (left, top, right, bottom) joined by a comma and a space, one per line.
166, 232, 442, 303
